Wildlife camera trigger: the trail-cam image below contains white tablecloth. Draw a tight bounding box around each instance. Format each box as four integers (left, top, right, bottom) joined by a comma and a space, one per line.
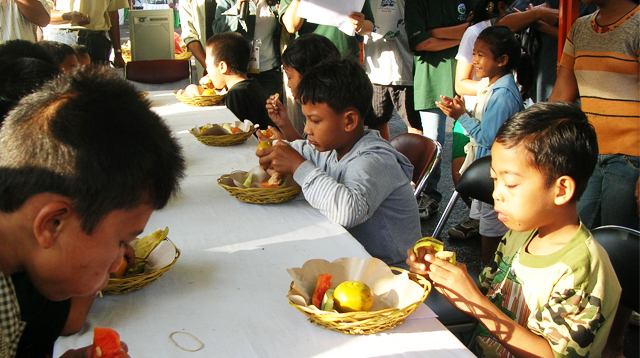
53, 91, 475, 358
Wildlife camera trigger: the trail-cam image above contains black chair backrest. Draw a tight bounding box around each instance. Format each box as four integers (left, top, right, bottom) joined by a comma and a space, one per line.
591, 225, 640, 312
456, 155, 494, 206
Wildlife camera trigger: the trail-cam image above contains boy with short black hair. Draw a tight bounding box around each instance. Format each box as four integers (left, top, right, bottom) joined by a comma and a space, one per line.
205, 32, 273, 130
71, 44, 91, 67
0, 66, 185, 358
407, 102, 621, 357
37, 40, 79, 72
257, 58, 421, 268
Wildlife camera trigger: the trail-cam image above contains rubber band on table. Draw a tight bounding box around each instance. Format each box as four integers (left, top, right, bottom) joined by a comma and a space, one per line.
169, 331, 204, 352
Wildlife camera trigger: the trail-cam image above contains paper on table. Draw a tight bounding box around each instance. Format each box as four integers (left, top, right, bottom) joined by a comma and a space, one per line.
296, 0, 366, 36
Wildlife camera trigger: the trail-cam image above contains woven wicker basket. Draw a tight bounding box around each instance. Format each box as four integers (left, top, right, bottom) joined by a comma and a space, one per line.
174, 89, 225, 107
192, 126, 255, 146
102, 238, 180, 295
175, 51, 193, 60
217, 174, 302, 204
289, 268, 431, 335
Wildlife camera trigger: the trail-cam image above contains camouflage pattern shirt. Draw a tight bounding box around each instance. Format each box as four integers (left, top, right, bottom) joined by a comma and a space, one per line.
476, 223, 621, 357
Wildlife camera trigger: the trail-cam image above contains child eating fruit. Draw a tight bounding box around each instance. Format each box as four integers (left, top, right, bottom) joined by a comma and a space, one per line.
256, 58, 421, 268
205, 32, 274, 130
0, 67, 185, 358
407, 102, 621, 357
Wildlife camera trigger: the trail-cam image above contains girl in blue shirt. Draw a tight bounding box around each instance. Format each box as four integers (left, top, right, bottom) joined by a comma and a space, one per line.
436, 25, 532, 265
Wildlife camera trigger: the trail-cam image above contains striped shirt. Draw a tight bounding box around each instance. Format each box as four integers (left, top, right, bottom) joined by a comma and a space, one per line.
559, 6, 640, 156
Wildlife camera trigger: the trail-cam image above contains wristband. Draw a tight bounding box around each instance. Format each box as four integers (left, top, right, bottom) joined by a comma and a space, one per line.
114, 49, 122, 54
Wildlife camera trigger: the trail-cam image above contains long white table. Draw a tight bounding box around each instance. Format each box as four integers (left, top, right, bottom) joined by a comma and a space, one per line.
53, 91, 475, 358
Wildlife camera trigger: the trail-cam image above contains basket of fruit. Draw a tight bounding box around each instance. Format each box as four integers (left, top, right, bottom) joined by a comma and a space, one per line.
287, 257, 431, 335
103, 227, 180, 295
174, 86, 225, 107
188, 120, 256, 146
217, 165, 301, 204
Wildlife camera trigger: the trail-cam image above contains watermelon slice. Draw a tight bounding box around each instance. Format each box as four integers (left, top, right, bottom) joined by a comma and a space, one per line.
93, 327, 121, 358
311, 273, 332, 308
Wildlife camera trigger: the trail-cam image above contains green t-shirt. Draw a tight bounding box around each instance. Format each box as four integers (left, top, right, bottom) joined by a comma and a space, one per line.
476, 224, 621, 357
279, 0, 374, 60
405, 0, 473, 110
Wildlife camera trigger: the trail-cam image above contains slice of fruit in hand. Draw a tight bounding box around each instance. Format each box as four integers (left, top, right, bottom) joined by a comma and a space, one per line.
412, 236, 444, 256
93, 327, 121, 358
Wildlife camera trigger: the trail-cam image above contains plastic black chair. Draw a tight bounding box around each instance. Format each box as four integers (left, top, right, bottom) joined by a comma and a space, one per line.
591, 225, 640, 312
125, 59, 191, 89
423, 155, 493, 345
390, 133, 442, 200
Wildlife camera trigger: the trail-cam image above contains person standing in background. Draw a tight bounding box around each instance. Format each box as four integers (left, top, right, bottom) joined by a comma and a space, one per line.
0, 0, 51, 42
46, 0, 128, 67
180, 0, 217, 79
212, 0, 282, 99
405, 0, 472, 220
498, 0, 596, 103
364, 0, 422, 140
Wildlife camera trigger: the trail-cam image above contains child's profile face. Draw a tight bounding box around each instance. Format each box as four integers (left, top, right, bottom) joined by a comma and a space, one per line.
60, 54, 80, 73
34, 204, 154, 300
301, 101, 349, 155
204, 50, 226, 90
490, 142, 555, 232
283, 64, 302, 98
77, 53, 91, 67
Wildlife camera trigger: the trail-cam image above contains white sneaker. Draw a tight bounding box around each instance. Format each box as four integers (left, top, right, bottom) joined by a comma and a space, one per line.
418, 194, 439, 220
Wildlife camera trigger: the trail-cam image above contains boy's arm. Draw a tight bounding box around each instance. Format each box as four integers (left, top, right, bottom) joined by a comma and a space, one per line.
427, 22, 470, 40
404, 0, 462, 52
497, 5, 559, 33
424, 255, 556, 358
281, 0, 304, 34
549, 31, 579, 102
14, 0, 50, 27
180, 0, 206, 68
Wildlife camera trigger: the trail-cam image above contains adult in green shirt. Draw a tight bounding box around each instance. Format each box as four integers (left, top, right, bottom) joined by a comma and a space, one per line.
279, 0, 374, 61
405, 0, 472, 219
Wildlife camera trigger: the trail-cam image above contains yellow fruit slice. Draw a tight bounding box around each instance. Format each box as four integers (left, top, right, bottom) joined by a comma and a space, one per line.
256, 140, 272, 152
412, 236, 444, 256
134, 227, 169, 260
435, 251, 456, 264
333, 281, 373, 313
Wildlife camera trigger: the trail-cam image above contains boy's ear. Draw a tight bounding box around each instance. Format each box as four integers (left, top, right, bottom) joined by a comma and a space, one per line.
33, 201, 74, 249
553, 175, 576, 205
342, 108, 361, 133
218, 61, 229, 75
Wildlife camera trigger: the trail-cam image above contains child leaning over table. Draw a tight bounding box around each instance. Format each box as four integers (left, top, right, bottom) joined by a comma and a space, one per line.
257, 58, 421, 268
407, 102, 621, 358
205, 31, 274, 130
0, 66, 186, 358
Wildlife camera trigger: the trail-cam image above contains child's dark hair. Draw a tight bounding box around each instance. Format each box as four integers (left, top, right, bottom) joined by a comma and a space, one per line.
281, 34, 340, 76
477, 26, 534, 100
470, 0, 516, 24
71, 44, 89, 57
0, 39, 54, 64
296, 58, 372, 120
205, 32, 250, 75
37, 41, 77, 68
0, 66, 186, 233
0, 58, 59, 120
495, 102, 598, 201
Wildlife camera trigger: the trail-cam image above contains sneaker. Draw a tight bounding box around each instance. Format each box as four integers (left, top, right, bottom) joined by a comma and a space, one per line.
418, 194, 439, 220
630, 311, 640, 327
448, 217, 480, 240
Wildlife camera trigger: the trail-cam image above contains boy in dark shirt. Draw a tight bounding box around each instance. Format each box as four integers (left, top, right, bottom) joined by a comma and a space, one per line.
205, 32, 274, 129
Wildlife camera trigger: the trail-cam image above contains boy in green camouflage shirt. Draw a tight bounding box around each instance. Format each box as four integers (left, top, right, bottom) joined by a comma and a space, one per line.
407, 102, 621, 357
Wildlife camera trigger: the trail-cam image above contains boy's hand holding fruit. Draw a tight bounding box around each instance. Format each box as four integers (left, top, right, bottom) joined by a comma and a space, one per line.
256, 140, 306, 175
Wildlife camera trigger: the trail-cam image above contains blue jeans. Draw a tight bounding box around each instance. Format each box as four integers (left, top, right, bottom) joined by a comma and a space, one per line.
578, 154, 640, 230
419, 108, 447, 202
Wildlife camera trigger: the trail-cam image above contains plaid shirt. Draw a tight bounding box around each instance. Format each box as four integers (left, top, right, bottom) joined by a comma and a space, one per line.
0, 273, 24, 358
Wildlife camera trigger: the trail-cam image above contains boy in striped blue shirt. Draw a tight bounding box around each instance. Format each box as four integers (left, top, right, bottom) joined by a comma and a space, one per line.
257, 58, 421, 268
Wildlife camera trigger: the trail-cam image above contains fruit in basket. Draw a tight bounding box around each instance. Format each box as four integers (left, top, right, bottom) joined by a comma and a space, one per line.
259, 172, 283, 188
312, 273, 333, 308
134, 227, 169, 260
114, 257, 128, 278
256, 140, 272, 152
333, 281, 373, 313
321, 288, 335, 311
93, 327, 121, 358
202, 88, 216, 96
